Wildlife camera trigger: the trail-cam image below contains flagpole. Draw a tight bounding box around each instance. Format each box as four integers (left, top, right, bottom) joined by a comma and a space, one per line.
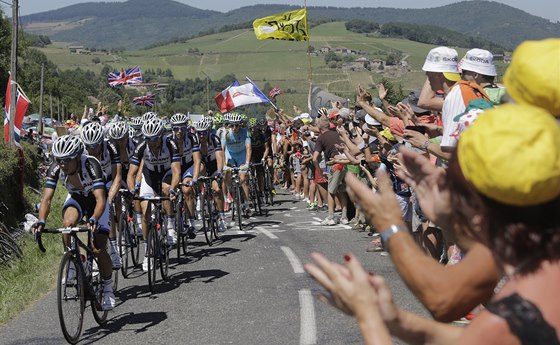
304, 0, 312, 85
9, 0, 19, 148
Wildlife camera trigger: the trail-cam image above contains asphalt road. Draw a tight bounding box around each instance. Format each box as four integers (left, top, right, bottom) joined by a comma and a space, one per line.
0, 191, 429, 345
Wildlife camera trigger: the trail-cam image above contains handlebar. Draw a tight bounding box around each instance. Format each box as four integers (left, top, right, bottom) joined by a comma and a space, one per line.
133, 196, 170, 202
35, 227, 89, 253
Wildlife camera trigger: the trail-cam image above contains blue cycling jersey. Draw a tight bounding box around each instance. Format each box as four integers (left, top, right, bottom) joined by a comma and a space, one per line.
221, 128, 251, 155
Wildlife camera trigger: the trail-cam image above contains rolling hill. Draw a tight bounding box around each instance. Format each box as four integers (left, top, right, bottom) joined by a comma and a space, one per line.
21, 0, 560, 50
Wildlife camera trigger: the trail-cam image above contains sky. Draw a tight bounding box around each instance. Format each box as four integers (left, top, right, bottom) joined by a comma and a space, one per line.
11, 0, 560, 22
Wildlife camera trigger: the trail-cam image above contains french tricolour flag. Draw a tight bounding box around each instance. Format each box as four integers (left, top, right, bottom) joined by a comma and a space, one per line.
215, 77, 270, 113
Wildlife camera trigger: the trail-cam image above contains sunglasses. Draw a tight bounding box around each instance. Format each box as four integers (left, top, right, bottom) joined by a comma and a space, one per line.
173, 126, 187, 132
232, 123, 241, 127
56, 156, 76, 165
85, 142, 100, 150
146, 136, 160, 142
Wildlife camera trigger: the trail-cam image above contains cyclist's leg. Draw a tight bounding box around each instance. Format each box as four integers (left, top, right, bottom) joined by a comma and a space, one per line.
162, 172, 177, 243
61, 195, 82, 248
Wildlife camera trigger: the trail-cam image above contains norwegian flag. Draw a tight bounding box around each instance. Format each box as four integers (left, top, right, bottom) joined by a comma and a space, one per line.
133, 94, 156, 107
3, 76, 30, 147
268, 86, 283, 100
108, 66, 143, 87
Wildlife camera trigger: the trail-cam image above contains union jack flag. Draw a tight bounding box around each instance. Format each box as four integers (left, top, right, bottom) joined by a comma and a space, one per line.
268, 86, 282, 100
107, 66, 143, 87
133, 94, 156, 107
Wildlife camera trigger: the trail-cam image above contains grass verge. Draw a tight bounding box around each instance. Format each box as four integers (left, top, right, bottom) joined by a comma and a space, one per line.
0, 185, 66, 325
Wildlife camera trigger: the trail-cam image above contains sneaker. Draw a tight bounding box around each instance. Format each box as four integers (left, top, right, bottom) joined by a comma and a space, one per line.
244, 208, 253, 217
308, 203, 317, 211
349, 217, 360, 225
187, 226, 197, 239
379, 251, 389, 257
102, 289, 116, 311
318, 205, 328, 212
339, 217, 349, 225
321, 217, 337, 226
167, 228, 177, 246
142, 257, 148, 272
302, 197, 310, 203
271, 189, 276, 196
110, 250, 122, 270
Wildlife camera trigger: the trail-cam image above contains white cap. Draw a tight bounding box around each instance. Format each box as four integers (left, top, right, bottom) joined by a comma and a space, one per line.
300, 113, 310, 119
365, 114, 381, 126
422, 47, 459, 73
459, 48, 497, 76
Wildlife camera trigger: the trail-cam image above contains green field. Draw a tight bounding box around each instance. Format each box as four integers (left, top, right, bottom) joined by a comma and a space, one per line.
39, 22, 507, 109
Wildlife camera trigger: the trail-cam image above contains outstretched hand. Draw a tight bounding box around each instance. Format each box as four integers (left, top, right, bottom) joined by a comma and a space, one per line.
397, 146, 451, 228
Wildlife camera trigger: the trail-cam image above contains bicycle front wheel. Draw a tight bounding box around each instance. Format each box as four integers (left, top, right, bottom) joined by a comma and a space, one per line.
57, 252, 85, 344
202, 191, 213, 245
234, 183, 243, 230
175, 198, 185, 264
159, 225, 169, 281
147, 226, 158, 294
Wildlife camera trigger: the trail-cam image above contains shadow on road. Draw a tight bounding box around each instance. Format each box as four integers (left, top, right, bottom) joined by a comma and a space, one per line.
80, 311, 168, 343
219, 233, 256, 242
243, 220, 282, 229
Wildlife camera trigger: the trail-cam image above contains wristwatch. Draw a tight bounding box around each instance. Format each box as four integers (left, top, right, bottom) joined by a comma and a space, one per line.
422, 140, 431, 150
380, 224, 407, 249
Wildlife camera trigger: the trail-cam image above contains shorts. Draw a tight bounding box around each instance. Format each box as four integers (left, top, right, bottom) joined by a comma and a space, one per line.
204, 159, 220, 177
224, 150, 246, 169
140, 169, 169, 198
314, 167, 327, 184
63, 193, 110, 233
327, 168, 346, 194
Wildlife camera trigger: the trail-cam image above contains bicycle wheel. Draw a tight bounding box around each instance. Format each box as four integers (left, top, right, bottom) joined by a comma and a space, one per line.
181, 202, 189, 256
132, 218, 141, 268
120, 214, 134, 278
159, 224, 169, 281
266, 168, 274, 206
91, 258, 108, 324
209, 198, 221, 241
202, 191, 213, 245
147, 225, 158, 294
57, 252, 85, 344
175, 197, 185, 263
234, 183, 243, 230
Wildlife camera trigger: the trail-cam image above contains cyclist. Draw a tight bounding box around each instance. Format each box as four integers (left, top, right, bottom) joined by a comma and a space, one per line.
194, 117, 227, 232
128, 117, 145, 235
249, 118, 270, 202
81, 122, 123, 270
221, 112, 253, 217
34, 135, 115, 310
169, 113, 201, 239
127, 118, 181, 272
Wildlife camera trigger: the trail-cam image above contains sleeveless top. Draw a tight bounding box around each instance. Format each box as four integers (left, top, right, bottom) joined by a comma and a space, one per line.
130, 137, 181, 174
45, 155, 106, 197
486, 293, 560, 345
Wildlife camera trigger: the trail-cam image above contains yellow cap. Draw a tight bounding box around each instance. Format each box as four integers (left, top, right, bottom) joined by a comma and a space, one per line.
380, 127, 396, 142
503, 39, 560, 117
443, 72, 461, 82
458, 103, 560, 206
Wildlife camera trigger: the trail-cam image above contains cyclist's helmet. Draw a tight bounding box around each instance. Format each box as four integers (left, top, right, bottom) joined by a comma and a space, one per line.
52, 135, 84, 159
240, 113, 248, 123
80, 121, 104, 146
130, 116, 143, 130
248, 117, 257, 128
128, 126, 136, 138
170, 113, 189, 126
193, 117, 213, 132
229, 113, 242, 125
223, 112, 232, 125
142, 111, 158, 121
108, 121, 128, 140
142, 118, 164, 138
317, 107, 329, 118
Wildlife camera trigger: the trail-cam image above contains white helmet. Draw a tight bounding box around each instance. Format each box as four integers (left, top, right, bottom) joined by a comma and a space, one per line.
130, 116, 143, 129
142, 112, 158, 121
142, 118, 164, 138
52, 135, 84, 159
170, 113, 189, 126
193, 116, 213, 132
108, 121, 128, 140
229, 112, 242, 124
80, 122, 104, 146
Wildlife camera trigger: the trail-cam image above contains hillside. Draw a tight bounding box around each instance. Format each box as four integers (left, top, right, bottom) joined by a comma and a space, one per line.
21, 0, 560, 50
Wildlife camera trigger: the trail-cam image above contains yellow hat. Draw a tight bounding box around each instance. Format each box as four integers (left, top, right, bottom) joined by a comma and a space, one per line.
443, 72, 461, 82
503, 39, 560, 117
458, 103, 560, 206
380, 127, 396, 142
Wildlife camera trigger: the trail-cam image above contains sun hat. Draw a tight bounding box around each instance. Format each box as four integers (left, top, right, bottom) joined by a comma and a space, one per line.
422, 47, 460, 74
458, 103, 560, 206
503, 39, 560, 117
365, 114, 381, 126
459, 49, 497, 76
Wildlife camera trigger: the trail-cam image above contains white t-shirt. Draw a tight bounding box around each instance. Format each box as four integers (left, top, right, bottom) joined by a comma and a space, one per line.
441, 85, 466, 149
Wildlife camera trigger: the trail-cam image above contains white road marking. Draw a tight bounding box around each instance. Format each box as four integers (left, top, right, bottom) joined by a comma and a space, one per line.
256, 227, 279, 240
280, 246, 304, 274
299, 289, 317, 345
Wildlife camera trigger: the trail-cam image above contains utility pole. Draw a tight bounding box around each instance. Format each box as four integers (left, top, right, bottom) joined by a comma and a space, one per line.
38, 63, 44, 135
9, 0, 19, 148
49, 94, 53, 123
57, 97, 60, 123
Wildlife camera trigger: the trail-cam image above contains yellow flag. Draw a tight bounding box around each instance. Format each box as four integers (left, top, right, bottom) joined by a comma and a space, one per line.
253, 8, 309, 41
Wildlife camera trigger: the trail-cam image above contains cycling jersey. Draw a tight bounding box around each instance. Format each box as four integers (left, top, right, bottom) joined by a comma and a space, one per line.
172, 132, 200, 168
94, 140, 121, 181
222, 128, 251, 154
199, 132, 222, 175
45, 155, 106, 196
130, 137, 181, 174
